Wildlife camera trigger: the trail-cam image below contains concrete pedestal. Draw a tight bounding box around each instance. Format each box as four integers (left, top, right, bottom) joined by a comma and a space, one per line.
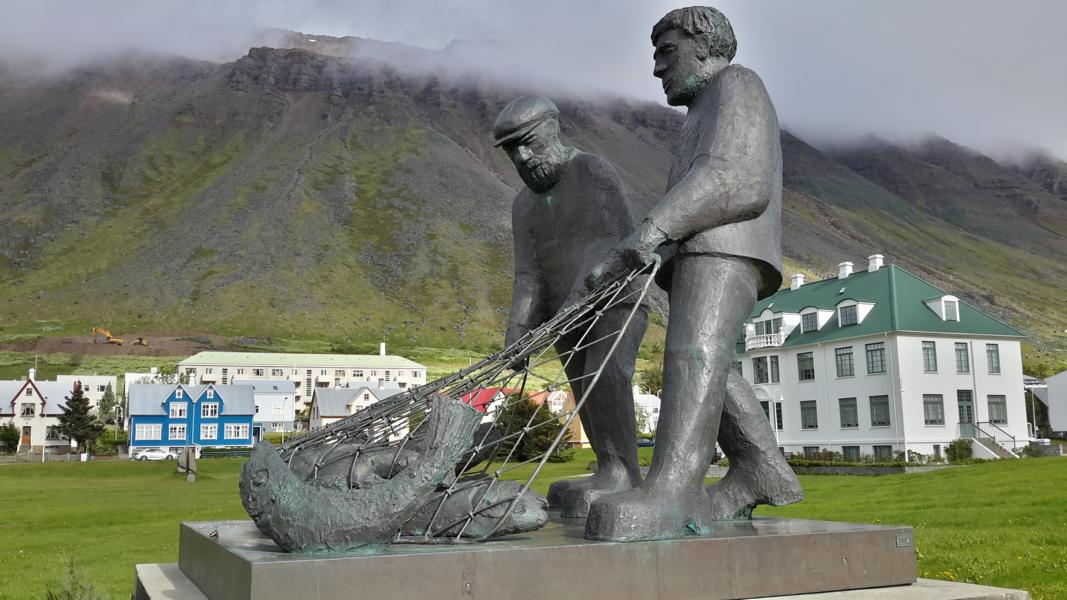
130, 515, 1021, 600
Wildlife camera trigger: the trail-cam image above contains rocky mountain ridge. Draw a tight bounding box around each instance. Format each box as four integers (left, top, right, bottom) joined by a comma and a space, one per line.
0, 36, 1063, 359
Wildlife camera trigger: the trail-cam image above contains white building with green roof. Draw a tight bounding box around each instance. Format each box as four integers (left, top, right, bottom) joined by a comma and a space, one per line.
737, 255, 1030, 461
177, 347, 426, 413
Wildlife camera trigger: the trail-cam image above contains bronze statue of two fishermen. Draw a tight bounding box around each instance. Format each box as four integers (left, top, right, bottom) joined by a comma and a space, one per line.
497, 5, 802, 542
239, 5, 804, 552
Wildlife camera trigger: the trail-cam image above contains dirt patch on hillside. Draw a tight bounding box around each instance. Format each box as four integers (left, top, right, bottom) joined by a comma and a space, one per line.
0, 335, 235, 357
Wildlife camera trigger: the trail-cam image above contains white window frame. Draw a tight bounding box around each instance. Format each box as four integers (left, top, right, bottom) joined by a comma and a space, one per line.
200, 424, 218, 440
136, 423, 162, 440
170, 402, 188, 418
201, 402, 219, 418
169, 424, 186, 440
175, 389, 183, 399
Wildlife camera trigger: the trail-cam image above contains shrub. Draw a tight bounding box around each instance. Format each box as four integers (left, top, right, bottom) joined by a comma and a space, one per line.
946, 439, 973, 463
0, 422, 19, 452
46, 560, 104, 600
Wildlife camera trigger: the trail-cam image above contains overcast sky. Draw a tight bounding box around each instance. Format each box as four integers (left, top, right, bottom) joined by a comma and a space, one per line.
2, 0, 1065, 159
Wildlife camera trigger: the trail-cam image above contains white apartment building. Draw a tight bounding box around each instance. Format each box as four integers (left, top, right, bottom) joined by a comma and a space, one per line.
56, 374, 118, 413
737, 256, 1030, 461
178, 347, 427, 413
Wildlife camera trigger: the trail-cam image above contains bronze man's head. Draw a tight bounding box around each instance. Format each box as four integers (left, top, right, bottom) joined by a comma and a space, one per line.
651, 6, 737, 107
494, 96, 572, 193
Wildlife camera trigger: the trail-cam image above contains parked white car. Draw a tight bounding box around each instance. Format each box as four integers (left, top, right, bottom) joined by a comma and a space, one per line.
133, 448, 175, 461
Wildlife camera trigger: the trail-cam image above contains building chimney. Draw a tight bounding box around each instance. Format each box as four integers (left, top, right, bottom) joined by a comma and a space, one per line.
379, 342, 386, 357
790, 273, 806, 290
28, 368, 35, 381
838, 261, 854, 279
868, 254, 885, 272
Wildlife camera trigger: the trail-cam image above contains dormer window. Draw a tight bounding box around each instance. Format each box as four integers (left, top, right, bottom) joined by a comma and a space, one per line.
801, 312, 818, 333
944, 300, 959, 321
175, 389, 183, 399
206, 389, 214, 399
755, 318, 782, 335
839, 305, 858, 327
924, 295, 961, 322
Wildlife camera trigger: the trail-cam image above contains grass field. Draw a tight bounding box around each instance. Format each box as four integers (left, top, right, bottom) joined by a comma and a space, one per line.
0, 454, 1064, 599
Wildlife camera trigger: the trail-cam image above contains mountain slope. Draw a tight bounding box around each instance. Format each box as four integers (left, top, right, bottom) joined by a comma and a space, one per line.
0, 39, 1064, 357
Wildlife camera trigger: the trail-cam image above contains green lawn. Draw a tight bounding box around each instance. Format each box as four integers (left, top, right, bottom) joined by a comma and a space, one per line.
0, 455, 1063, 599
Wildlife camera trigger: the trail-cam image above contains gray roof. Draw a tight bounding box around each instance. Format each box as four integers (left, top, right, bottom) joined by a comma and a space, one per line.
0, 380, 75, 415
232, 379, 297, 394
1032, 387, 1049, 408
312, 383, 405, 418
127, 384, 255, 416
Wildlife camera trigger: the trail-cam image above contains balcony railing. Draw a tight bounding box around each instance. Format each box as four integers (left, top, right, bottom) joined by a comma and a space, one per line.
745, 332, 787, 351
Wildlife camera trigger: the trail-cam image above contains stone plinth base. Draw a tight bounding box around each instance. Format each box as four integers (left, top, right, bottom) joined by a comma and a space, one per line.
136, 515, 931, 600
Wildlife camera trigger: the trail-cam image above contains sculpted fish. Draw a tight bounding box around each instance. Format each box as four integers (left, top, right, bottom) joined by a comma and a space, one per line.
401, 478, 548, 539
239, 396, 482, 553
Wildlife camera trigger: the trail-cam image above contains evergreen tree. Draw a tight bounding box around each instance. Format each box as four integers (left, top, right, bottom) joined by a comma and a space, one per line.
493, 397, 573, 463
97, 383, 117, 424
57, 382, 104, 452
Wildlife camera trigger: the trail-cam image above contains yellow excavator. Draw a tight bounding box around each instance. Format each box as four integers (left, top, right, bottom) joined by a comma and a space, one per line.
90, 327, 124, 345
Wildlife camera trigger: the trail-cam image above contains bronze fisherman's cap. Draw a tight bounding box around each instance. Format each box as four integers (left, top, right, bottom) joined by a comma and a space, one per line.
493, 96, 560, 147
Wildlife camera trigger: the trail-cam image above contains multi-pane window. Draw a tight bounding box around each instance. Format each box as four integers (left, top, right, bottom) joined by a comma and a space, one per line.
865, 342, 886, 374
46, 426, 62, 440
987, 395, 1007, 424
335, 370, 346, 378
955, 342, 970, 373
842, 446, 860, 462
201, 403, 219, 418
753, 357, 769, 384
873, 445, 893, 461
755, 318, 782, 335
354, 370, 364, 378
869, 395, 891, 427
272, 369, 284, 377
411, 371, 419, 379
225, 424, 249, 439
835, 347, 854, 377
236, 369, 244, 375
797, 352, 815, 381
922, 341, 937, 372
769, 356, 780, 383
136, 424, 161, 440
775, 403, 783, 431
170, 402, 187, 418
801, 312, 818, 333
944, 300, 959, 321
206, 389, 214, 399
839, 304, 857, 326
803, 446, 820, 458
800, 400, 819, 429
839, 398, 858, 428
986, 344, 1001, 374
175, 389, 184, 399
169, 424, 186, 440
253, 369, 264, 376
20, 403, 34, 417
201, 424, 218, 440
923, 394, 945, 425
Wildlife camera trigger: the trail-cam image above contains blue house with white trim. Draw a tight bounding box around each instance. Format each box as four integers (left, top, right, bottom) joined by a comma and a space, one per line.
127, 383, 255, 450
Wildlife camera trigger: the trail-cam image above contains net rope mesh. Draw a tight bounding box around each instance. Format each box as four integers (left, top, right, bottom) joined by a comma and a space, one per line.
276, 264, 657, 544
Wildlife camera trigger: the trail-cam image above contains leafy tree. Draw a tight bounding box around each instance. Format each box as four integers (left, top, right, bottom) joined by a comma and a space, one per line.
493, 397, 573, 463
97, 383, 118, 424
0, 422, 19, 452
57, 382, 105, 453
639, 363, 663, 395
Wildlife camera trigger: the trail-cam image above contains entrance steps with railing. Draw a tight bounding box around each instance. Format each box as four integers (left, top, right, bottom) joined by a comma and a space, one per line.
970, 436, 1017, 459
